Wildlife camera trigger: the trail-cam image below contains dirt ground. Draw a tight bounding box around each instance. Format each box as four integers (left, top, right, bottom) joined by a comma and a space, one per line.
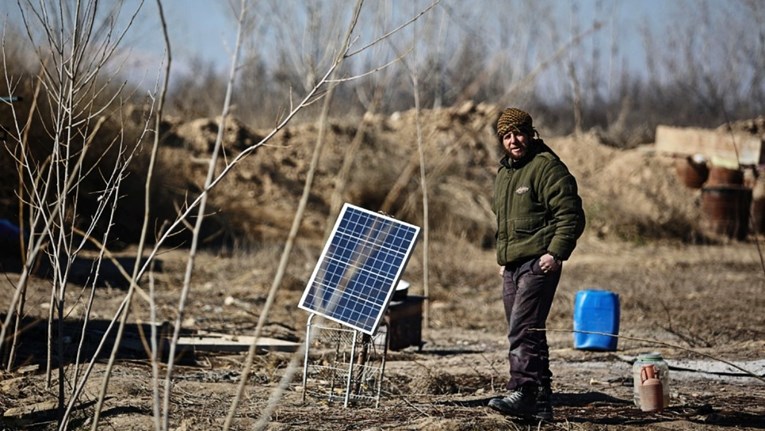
1, 104, 764, 430
1, 239, 764, 430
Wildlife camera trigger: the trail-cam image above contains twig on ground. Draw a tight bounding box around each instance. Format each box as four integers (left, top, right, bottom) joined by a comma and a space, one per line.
535, 328, 765, 384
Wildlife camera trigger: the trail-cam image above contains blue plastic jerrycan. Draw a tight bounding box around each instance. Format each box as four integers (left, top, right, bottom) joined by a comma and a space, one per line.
573, 289, 620, 351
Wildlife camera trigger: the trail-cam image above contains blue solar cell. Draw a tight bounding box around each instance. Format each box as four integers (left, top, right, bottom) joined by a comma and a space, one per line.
299, 203, 420, 334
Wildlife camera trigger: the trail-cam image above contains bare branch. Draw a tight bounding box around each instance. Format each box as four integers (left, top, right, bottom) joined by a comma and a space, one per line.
326, 46, 413, 83
345, 0, 441, 58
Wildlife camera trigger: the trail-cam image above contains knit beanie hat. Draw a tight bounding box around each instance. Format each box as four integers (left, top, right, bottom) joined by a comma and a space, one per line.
496, 108, 534, 137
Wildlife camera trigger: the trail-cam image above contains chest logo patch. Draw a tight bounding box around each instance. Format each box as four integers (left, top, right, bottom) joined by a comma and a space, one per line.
515, 186, 530, 195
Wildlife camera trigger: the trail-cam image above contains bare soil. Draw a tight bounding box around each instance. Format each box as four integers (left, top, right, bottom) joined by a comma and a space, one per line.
2, 239, 763, 430
1, 104, 764, 430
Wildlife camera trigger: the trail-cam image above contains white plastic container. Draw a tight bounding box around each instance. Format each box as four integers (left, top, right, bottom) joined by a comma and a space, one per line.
632, 352, 670, 408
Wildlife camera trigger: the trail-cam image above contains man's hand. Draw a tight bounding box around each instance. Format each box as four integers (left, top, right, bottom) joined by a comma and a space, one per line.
539, 253, 562, 273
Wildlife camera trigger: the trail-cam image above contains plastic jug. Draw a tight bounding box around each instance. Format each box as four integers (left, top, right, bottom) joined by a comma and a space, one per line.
573, 290, 620, 351
638, 364, 663, 412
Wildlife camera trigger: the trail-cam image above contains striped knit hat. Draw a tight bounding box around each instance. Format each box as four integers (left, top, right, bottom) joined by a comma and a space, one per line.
496, 108, 534, 137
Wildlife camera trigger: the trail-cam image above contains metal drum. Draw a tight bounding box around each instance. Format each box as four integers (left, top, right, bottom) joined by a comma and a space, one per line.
700, 185, 752, 240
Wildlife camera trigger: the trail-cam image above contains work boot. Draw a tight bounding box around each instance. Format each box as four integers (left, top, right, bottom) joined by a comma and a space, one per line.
535, 383, 554, 421
488, 385, 537, 418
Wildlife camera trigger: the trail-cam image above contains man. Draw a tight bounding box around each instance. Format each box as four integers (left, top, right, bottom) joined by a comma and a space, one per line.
488, 108, 585, 421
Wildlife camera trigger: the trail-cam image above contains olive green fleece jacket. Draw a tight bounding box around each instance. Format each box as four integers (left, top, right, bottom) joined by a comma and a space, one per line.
492, 141, 585, 266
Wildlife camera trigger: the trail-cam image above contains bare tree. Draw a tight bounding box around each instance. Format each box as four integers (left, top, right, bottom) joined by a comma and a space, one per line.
637, 0, 765, 127
0, 1, 152, 427
223, 2, 441, 428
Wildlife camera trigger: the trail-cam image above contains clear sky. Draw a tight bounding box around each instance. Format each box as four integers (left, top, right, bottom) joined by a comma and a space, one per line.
1, 0, 752, 101
112, 0, 675, 82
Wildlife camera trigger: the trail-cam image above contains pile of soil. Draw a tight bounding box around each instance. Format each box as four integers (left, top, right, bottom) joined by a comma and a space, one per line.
159, 101, 701, 248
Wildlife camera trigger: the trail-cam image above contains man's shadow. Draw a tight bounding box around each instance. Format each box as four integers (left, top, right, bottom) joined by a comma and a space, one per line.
554, 391, 765, 428
451, 390, 764, 428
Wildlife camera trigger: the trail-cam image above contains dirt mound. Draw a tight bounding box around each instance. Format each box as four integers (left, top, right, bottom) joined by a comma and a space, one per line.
154, 102, 702, 247
716, 115, 765, 136
548, 134, 699, 240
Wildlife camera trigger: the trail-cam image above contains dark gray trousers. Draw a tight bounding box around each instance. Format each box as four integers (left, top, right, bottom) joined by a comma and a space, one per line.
502, 257, 560, 391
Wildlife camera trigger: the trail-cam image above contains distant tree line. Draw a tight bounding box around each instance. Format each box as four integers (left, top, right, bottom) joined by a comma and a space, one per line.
2, 0, 764, 147
159, 0, 765, 147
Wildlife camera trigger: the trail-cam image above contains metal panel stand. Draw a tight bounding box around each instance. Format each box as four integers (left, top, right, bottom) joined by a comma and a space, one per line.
302, 314, 388, 407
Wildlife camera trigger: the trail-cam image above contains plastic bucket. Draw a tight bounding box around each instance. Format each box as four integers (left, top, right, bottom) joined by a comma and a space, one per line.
573, 290, 620, 351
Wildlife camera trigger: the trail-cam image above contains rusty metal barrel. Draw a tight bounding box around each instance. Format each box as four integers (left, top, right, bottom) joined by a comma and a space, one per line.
751, 167, 765, 235
706, 166, 744, 187
674, 156, 708, 189
700, 185, 752, 240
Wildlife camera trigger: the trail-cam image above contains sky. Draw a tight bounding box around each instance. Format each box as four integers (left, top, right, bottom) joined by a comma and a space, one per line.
112, 0, 675, 83
1, 0, 748, 101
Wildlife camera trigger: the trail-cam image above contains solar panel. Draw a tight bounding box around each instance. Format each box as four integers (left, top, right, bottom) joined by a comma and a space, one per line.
299, 203, 420, 335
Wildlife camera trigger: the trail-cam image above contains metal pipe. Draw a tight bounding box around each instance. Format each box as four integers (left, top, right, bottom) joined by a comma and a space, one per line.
301, 314, 315, 403
344, 330, 359, 407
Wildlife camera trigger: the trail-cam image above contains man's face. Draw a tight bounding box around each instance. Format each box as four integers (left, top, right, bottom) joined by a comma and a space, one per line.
502, 130, 529, 160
